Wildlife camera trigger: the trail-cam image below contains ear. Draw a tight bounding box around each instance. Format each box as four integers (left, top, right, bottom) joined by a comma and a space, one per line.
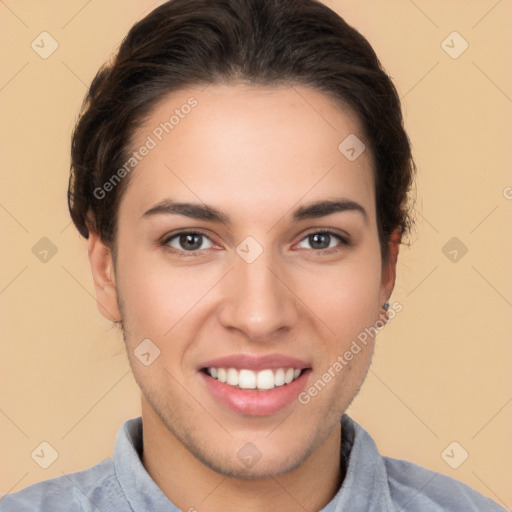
87, 232, 122, 322
380, 227, 402, 306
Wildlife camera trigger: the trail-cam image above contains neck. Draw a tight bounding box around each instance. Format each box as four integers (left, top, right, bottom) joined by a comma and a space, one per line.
140, 399, 343, 512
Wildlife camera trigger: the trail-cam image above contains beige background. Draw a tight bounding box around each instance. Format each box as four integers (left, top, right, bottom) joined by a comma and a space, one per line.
1, 0, 511, 508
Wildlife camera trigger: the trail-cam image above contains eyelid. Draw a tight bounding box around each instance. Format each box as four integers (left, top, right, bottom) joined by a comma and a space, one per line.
161, 228, 213, 244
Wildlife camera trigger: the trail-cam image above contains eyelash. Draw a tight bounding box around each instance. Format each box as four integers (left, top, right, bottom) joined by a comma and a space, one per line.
160, 229, 350, 258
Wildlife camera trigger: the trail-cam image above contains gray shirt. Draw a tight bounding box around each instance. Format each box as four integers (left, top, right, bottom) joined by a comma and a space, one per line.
0, 414, 505, 511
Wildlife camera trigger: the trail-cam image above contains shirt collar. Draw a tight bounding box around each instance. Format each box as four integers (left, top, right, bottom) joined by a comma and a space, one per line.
113, 414, 394, 512
113, 416, 180, 511
324, 414, 395, 511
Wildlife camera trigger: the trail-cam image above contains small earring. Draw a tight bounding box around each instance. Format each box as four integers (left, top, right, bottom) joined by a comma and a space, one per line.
382, 302, 390, 311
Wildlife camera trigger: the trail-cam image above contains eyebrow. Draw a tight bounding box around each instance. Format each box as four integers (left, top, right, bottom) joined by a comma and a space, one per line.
141, 198, 368, 225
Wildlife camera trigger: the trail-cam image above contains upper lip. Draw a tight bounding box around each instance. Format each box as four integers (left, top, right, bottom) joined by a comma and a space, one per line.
199, 353, 311, 372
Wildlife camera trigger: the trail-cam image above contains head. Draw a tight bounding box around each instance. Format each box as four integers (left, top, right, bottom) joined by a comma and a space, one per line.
69, 0, 414, 479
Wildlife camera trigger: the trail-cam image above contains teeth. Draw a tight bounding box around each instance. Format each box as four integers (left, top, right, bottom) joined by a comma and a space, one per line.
284, 368, 295, 384
239, 369, 256, 389
274, 368, 285, 386
206, 367, 303, 390
257, 369, 274, 390
226, 368, 238, 386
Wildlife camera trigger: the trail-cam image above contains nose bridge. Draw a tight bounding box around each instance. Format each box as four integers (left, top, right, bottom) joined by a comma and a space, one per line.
218, 243, 298, 339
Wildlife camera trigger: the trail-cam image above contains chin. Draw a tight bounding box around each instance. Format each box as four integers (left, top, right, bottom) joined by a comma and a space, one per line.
198, 448, 309, 480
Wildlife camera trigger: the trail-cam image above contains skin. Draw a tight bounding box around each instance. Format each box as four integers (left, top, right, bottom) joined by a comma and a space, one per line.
88, 83, 400, 512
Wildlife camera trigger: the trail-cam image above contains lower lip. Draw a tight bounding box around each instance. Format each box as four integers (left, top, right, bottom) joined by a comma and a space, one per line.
199, 370, 311, 416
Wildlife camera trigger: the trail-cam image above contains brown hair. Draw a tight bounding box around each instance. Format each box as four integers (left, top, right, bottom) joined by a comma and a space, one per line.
68, 0, 415, 263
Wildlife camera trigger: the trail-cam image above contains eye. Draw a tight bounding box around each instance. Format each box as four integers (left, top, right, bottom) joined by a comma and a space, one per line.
160, 229, 349, 257
296, 230, 349, 253
162, 230, 214, 254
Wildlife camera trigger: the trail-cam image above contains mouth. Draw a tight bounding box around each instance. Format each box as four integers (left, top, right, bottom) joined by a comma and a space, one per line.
201, 366, 305, 391
197, 354, 312, 416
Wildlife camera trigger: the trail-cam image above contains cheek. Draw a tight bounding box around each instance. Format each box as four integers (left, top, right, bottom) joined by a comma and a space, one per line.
293, 250, 383, 342
115, 246, 222, 343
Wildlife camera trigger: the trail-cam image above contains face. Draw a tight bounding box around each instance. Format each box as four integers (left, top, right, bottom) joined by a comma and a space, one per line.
89, 83, 398, 478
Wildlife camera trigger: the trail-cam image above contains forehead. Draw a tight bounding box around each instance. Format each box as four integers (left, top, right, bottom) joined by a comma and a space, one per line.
121, 83, 375, 225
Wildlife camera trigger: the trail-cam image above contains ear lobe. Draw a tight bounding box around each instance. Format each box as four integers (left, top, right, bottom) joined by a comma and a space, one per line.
380, 227, 402, 304
87, 232, 122, 322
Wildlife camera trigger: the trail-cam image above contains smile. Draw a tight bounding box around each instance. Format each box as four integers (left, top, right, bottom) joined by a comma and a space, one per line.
204, 367, 303, 390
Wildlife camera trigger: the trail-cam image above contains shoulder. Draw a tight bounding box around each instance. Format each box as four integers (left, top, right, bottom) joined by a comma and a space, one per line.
0, 458, 123, 512
384, 456, 506, 511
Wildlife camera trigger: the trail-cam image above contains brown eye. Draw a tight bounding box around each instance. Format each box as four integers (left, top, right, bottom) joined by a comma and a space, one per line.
297, 230, 348, 252
163, 231, 214, 253
308, 233, 331, 250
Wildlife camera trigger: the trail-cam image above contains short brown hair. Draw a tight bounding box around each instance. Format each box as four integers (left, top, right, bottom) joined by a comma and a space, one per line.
68, 0, 415, 262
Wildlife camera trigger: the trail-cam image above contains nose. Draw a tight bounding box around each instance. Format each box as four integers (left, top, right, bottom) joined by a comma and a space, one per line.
217, 248, 299, 342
